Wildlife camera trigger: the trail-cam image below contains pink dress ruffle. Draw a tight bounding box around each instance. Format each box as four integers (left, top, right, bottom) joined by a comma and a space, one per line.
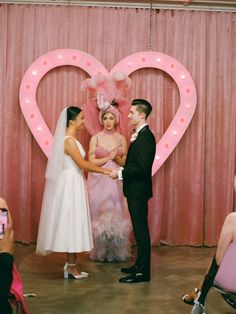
87, 145, 132, 262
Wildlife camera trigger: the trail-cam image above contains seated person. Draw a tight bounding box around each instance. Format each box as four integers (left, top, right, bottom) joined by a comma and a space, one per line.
183, 183, 236, 314
0, 197, 14, 314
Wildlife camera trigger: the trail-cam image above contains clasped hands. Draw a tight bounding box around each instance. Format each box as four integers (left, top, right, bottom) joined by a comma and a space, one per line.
109, 169, 118, 179
103, 168, 119, 179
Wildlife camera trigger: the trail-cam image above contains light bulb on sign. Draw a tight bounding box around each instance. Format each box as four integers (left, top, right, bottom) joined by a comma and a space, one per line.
18, 49, 196, 172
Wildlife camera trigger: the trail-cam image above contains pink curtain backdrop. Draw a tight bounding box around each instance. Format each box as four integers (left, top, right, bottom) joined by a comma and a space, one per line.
0, 4, 236, 245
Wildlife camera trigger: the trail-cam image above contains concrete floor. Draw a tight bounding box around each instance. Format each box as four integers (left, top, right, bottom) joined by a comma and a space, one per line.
13, 243, 235, 314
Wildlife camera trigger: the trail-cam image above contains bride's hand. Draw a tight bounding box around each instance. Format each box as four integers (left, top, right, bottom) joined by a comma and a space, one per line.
103, 169, 112, 175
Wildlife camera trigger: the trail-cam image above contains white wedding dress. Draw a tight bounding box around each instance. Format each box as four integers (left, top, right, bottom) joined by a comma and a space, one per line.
36, 136, 93, 255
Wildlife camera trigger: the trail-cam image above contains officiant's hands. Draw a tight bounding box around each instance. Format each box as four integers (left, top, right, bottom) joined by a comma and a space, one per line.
108, 149, 117, 161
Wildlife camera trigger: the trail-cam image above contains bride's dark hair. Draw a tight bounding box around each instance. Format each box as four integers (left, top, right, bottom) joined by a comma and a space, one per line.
67, 106, 82, 127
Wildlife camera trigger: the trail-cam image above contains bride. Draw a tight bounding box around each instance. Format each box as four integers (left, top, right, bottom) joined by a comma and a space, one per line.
36, 106, 110, 279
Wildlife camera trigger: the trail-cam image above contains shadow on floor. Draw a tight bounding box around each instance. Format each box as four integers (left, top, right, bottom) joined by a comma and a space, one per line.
13, 243, 235, 314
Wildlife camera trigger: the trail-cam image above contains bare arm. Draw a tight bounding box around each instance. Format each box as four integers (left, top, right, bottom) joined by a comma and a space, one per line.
114, 136, 127, 167
64, 138, 110, 175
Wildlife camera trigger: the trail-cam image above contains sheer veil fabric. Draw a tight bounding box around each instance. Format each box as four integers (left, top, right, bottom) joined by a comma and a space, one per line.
45, 107, 67, 181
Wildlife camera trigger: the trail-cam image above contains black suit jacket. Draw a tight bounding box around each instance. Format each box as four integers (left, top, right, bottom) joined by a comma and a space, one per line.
122, 125, 156, 200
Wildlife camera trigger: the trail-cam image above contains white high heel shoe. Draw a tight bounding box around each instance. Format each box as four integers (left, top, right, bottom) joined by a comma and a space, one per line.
63, 263, 89, 279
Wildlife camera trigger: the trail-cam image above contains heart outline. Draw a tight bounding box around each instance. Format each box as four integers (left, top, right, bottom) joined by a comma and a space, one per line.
19, 49, 196, 175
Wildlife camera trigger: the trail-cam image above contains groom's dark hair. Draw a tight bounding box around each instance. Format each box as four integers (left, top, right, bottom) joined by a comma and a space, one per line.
132, 99, 152, 119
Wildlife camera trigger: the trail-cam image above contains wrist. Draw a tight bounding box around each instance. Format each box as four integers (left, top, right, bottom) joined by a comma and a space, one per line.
117, 167, 124, 180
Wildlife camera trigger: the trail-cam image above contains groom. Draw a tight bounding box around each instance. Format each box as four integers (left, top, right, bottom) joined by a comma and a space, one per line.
110, 99, 156, 283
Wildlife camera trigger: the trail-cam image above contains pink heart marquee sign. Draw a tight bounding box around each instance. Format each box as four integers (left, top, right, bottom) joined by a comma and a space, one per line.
19, 49, 196, 175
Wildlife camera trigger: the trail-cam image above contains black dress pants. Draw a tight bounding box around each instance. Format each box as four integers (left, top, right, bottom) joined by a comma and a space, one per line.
127, 198, 150, 277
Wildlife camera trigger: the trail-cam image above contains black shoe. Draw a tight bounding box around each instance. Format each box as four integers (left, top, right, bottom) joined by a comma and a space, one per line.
119, 273, 150, 284
120, 265, 137, 274
221, 293, 236, 309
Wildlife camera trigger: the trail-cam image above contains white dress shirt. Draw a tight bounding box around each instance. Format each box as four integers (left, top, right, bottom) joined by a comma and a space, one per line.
117, 123, 148, 180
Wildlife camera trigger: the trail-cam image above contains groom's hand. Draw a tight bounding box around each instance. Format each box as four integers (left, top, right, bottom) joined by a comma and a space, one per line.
109, 169, 118, 179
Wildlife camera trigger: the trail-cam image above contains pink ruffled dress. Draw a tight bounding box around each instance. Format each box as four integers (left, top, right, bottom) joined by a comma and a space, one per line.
87, 135, 131, 262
